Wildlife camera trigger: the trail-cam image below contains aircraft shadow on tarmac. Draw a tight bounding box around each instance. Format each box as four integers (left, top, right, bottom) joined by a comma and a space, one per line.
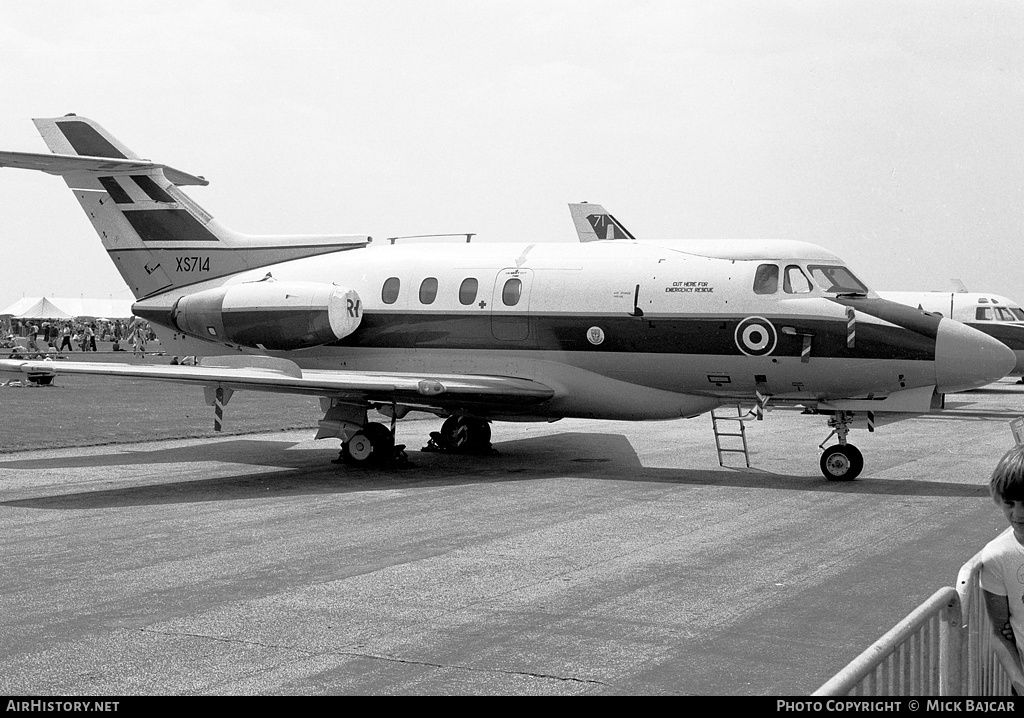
0, 431, 988, 510
962, 384, 1024, 396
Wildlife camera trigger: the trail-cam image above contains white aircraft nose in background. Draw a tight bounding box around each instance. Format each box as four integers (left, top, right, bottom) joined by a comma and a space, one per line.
934, 318, 1017, 393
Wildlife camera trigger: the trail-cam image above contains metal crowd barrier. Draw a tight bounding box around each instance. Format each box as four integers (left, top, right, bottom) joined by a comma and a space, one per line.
814, 535, 1024, 696
955, 545, 1024, 696
812, 588, 961, 696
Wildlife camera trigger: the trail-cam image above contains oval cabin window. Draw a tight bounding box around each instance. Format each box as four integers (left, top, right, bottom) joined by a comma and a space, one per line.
382, 277, 401, 304
459, 278, 478, 306
502, 278, 522, 306
419, 277, 438, 305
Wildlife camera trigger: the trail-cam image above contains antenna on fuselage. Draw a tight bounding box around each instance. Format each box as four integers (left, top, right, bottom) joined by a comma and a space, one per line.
383, 233, 476, 245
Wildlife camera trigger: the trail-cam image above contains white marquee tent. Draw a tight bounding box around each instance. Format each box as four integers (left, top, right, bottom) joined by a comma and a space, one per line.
0, 296, 135, 319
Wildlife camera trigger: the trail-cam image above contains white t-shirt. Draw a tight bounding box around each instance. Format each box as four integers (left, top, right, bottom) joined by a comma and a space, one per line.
980, 528, 1024, 664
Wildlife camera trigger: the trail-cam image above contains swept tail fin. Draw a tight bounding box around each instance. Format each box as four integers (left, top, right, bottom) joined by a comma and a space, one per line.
0, 115, 369, 300
568, 202, 635, 242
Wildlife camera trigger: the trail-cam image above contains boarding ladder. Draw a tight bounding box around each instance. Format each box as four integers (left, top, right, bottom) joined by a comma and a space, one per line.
710, 403, 752, 468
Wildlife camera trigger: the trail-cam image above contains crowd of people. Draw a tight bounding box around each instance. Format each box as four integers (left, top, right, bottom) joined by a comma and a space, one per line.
2, 317, 157, 357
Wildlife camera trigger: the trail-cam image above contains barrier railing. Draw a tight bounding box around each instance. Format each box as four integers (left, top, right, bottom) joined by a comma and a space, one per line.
955, 546, 1024, 696
813, 587, 961, 696
815, 535, 1024, 696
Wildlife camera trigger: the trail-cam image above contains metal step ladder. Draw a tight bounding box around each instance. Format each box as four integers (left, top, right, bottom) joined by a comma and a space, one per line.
711, 403, 752, 468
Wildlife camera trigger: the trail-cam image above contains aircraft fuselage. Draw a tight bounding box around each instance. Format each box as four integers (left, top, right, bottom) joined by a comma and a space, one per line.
133, 239, 998, 421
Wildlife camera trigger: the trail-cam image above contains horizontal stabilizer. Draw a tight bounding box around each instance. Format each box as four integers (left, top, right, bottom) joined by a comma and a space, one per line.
0, 150, 209, 186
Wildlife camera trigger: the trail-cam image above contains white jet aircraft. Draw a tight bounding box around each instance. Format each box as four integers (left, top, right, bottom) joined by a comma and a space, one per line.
0, 118, 1015, 481
875, 291, 1024, 378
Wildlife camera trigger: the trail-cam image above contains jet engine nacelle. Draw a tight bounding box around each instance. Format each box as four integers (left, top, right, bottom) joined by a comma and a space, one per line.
172, 280, 362, 350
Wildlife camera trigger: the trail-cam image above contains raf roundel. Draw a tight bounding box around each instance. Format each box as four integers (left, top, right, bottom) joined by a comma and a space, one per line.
734, 316, 778, 357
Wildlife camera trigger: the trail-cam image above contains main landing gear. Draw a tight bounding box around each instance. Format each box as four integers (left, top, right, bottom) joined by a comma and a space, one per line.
818, 411, 864, 481
336, 421, 402, 466
318, 401, 494, 467
423, 416, 494, 455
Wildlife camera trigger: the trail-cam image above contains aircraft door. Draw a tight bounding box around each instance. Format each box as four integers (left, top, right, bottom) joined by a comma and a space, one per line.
491, 268, 534, 341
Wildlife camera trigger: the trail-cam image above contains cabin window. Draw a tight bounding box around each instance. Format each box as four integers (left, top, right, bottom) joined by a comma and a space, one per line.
753, 264, 778, 294
976, 307, 992, 321
382, 277, 401, 304
459, 278, 478, 305
502, 278, 523, 306
783, 265, 812, 294
806, 265, 868, 294
419, 277, 438, 305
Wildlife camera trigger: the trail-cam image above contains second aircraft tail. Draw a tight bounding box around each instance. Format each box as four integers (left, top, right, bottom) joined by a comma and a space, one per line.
568, 202, 635, 242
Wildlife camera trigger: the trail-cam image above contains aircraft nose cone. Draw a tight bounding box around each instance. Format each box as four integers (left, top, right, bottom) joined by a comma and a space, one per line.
935, 318, 1016, 393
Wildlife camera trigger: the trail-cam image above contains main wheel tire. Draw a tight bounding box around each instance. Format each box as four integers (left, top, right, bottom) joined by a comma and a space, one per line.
439, 416, 490, 452
819, 444, 864, 481
362, 422, 394, 463
341, 432, 375, 464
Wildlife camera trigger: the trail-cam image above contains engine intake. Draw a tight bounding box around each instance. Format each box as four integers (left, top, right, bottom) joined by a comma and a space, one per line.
172, 280, 362, 350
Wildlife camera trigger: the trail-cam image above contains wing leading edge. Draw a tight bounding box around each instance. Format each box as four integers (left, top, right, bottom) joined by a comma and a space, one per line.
0, 358, 555, 411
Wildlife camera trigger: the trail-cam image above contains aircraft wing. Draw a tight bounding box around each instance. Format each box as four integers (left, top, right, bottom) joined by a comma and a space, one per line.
0, 358, 556, 410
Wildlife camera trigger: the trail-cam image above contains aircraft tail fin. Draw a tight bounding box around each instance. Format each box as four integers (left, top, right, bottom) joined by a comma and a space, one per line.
0, 115, 369, 300
568, 202, 635, 242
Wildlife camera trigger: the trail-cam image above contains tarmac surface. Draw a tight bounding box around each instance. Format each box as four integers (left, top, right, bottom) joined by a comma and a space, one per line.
2, 379, 1023, 695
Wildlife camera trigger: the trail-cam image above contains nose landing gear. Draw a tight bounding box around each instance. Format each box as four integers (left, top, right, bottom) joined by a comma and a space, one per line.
819, 443, 864, 481
818, 412, 863, 481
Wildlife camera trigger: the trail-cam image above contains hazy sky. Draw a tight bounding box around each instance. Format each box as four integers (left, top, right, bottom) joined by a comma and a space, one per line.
1, 0, 1021, 310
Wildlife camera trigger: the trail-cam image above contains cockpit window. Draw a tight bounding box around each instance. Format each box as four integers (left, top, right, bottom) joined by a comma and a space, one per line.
976, 307, 992, 321
996, 307, 1018, 322
806, 265, 868, 294
1010, 308, 1024, 321
783, 265, 813, 294
753, 264, 779, 294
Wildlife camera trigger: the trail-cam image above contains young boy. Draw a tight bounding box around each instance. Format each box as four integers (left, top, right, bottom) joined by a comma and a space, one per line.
981, 444, 1024, 671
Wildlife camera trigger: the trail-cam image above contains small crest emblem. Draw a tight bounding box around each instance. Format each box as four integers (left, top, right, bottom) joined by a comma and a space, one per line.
587, 326, 605, 345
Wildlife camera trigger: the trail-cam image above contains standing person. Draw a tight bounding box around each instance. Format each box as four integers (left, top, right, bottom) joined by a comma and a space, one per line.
58, 323, 73, 352
87, 323, 97, 352
133, 324, 146, 356
981, 444, 1024, 674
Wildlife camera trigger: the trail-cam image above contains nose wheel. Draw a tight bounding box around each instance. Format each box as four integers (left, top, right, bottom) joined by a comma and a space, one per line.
818, 411, 864, 481
819, 444, 863, 481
